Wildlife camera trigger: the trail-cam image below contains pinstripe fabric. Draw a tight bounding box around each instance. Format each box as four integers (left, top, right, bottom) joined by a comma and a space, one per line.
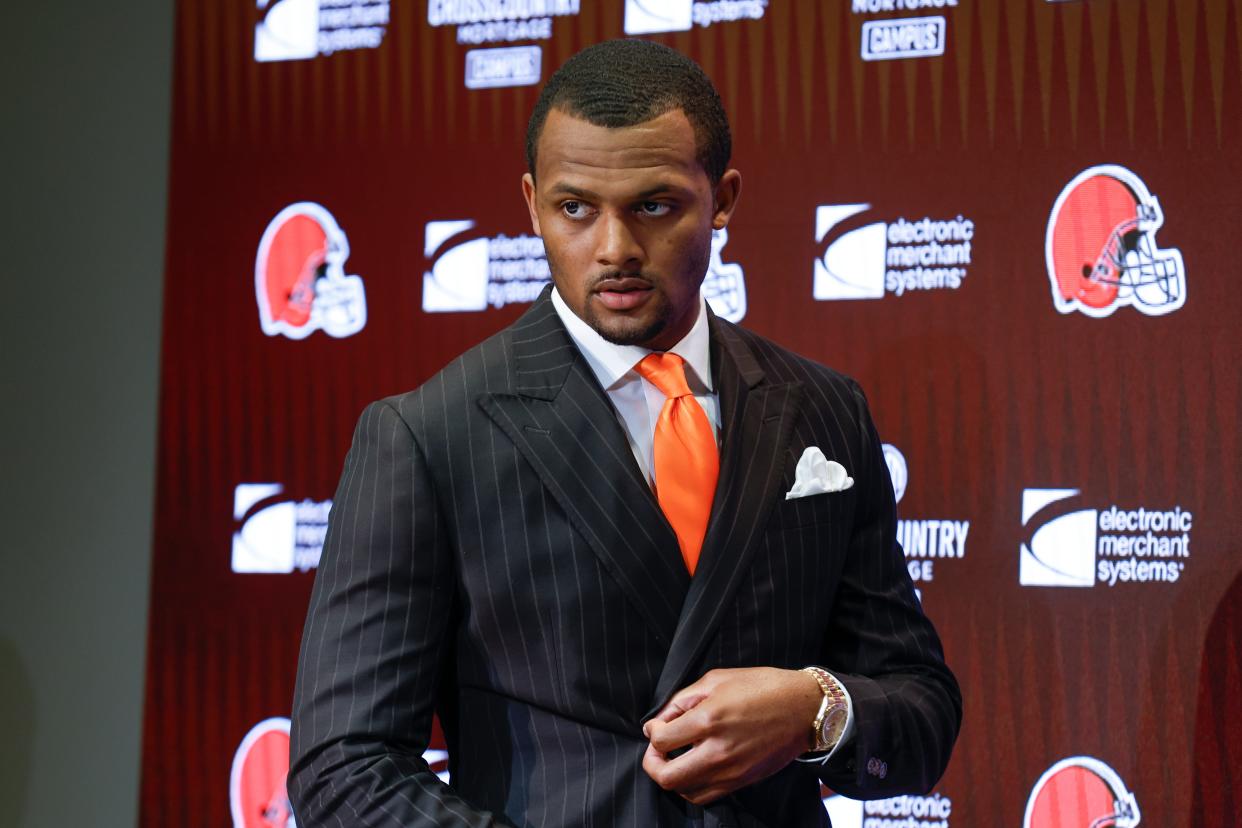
289, 289, 961, 827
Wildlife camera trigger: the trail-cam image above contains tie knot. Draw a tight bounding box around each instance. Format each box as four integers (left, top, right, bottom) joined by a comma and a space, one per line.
636, 352, 693, 399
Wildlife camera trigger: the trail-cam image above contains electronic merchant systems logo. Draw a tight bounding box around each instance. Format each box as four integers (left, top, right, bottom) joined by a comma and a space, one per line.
422, 220, 550, 312
255, 203, 366, 340
1046, 165, 1186, 318
1019, 489, 1192, 589
882, 444, 969, 588
623, 0, 767, 34
823, 792, 954, 827
229, 718, 295, 828
254, 0, 390, 62
232, 484, 331, 574
814, 205, 975, 301
1024, 756, 1140, 828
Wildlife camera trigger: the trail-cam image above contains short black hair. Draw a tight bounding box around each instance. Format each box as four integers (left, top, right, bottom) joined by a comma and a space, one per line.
526, 39, 731, 184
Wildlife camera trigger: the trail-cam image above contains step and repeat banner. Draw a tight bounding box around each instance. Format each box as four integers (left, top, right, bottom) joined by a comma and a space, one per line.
142, 0, 1241, 825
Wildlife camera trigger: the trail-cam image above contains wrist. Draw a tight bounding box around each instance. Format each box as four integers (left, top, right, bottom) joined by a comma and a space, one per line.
800, 666, 849, 753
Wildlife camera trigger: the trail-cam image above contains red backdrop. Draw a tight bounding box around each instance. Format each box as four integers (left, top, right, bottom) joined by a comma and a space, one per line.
142, 1, 1242, 825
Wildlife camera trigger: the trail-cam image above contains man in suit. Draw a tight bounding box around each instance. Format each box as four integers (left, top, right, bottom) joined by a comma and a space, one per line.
289, 40, 961, 827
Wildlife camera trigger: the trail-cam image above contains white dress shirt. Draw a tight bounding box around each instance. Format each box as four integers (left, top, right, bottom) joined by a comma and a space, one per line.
550, 287, 719, 488
549, 286, 855, 761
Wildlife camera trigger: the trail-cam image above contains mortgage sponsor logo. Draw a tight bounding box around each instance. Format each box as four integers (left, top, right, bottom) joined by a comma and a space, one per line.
861, 16, 946, 61
429, 0, 580, 45
465, 45, 542, 89
884, 444, 969, 586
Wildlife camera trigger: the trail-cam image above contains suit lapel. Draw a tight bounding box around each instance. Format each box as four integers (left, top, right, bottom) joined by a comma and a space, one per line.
649, 315, 804, 715
478, 294, 688, 644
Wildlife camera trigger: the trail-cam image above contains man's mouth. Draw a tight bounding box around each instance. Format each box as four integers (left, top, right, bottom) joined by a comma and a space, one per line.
594, 277, 654, 312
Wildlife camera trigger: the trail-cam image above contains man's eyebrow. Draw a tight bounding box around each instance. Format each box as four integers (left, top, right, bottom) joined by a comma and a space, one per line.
546, 182, 598, 200
544, 182, 688, 201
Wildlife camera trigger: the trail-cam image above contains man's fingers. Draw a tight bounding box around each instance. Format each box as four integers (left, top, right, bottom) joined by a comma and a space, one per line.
642, 686, 710, 737
646, 706, 713, 753
643, 737, 734, 796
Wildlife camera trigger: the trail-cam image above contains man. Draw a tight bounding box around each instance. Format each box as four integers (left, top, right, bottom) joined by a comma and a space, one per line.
289, 39, 960, 827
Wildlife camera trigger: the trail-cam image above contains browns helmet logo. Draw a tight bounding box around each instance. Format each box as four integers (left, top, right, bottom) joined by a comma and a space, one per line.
1046, 165, 1185, 318
1024, 756, 1140, 827
255, 202, 366, 339
229, 717, 295, 828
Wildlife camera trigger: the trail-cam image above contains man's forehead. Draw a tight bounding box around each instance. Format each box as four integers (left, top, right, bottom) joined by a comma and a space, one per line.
535, 108, 703, 181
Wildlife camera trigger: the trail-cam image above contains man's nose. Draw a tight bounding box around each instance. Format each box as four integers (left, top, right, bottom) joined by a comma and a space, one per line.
595, 212, 643, 269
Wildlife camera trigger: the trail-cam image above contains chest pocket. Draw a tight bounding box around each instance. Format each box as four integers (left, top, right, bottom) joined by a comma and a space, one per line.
766, 485, 853, 531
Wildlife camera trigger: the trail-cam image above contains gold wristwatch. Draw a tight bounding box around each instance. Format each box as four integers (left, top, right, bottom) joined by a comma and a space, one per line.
801, 666, 848, 753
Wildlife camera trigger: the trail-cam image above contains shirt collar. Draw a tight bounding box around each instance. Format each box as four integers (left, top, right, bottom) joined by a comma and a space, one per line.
551, 287, 714, 393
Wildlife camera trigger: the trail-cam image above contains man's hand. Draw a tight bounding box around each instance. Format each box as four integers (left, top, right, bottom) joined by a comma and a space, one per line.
641, 667, 823, 806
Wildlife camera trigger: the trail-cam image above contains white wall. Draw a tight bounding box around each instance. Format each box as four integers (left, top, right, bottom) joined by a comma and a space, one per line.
0, 1, 172, 825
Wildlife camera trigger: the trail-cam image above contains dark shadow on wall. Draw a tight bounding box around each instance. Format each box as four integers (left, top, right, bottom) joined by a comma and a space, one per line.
0, 637, 36, 826
1190, 566, 1242, 825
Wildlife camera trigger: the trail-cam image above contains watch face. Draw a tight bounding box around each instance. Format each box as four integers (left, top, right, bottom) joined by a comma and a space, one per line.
820, 705, 847, 746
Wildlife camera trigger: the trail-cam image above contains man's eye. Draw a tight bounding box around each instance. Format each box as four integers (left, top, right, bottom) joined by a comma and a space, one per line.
562, 201, 590, 219
639, 202, 671, 217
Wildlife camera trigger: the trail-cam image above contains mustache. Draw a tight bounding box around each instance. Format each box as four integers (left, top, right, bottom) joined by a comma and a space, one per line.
591, 271, 653, 289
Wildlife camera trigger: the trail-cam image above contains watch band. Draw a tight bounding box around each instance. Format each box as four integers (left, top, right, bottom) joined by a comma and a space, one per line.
801, 666, 848, 753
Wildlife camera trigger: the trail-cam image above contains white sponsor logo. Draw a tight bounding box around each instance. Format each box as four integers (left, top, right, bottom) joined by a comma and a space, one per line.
465, 45, 542, 89
852, 0, 957, 12
429, 0, 580, 45
1019, 489, 1096, 587
624, 0, 766, 34
824, 793, 954, 827
882, 445, 968, 586
824, 795, 864, 827
1020, 489, 1192, 588
423, 220, 550, 313
232, 484, 330, 574
882, 443, 908, 504
1025, 757, 1140, 828
814, 205, 975, 301
625, 0, 693, 33
861, 16, 947, 61
255, 0, 389, 62
702, 228, 747, 323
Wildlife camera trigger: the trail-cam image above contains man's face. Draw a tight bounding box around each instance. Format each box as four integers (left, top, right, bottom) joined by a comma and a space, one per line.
522, 108, 741, 351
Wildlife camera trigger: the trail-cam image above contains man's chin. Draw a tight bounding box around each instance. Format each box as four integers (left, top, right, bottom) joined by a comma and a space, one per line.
586, 311, 668, 349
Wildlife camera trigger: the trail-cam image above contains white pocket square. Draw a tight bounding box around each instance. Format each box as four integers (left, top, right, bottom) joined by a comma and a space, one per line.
785, 447, 854, 500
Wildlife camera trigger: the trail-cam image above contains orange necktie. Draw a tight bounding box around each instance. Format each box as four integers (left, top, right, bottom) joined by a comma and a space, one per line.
636, 352, 719, 575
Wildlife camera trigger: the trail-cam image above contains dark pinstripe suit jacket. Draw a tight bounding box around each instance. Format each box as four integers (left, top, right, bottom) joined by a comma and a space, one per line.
289, 290, 961, 827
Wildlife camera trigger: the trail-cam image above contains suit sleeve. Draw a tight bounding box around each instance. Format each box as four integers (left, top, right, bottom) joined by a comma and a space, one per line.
813, 381, 963, 798
288, 401, 510, 827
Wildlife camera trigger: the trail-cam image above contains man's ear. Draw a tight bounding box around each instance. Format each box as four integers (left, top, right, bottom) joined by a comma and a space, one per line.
521, 173, 542, 237
711, 169, 742, 230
